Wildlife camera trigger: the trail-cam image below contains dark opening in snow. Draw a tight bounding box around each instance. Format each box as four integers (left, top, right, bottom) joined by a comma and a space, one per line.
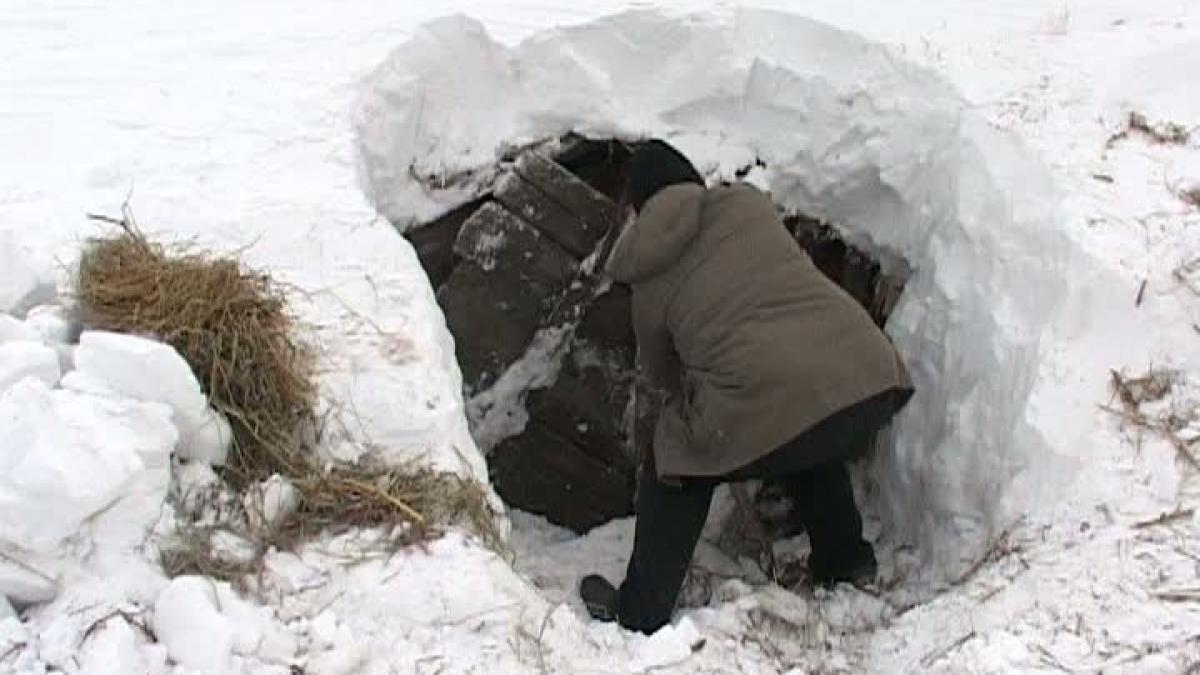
405, 135, 904, 536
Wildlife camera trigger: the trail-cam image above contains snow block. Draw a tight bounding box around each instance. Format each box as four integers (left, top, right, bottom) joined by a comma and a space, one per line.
0, 315, 35, 344
0, 378, 177, 553
70, 331, 231, 464
0, 230, 44, 315
177, 407, 233, 466
22, 305, 75, 346
75, 618, 165, 675
153, 576, 235, 673
0, 554, 58, 605
0, 340, 61, 393
245, 474, 300, 530
71, 331, 207, 423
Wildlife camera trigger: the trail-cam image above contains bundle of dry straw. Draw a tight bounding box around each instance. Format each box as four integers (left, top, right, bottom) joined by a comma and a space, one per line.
76, 211, 500, 580
77, 212, 316, 483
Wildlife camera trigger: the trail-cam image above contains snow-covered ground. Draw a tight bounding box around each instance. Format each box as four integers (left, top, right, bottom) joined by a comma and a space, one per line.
2, 1, 1199, 673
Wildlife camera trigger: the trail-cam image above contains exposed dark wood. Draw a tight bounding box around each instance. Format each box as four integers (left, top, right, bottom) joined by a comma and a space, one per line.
514, 152, 618, 254
453, 201, 577, 284
490, 420, 635, 531
405, 197, 485, 290
437, 262, 560, 393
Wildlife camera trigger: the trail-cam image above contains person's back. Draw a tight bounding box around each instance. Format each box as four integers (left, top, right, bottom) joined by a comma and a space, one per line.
609, 180, 911, 478
582, 139, 914, 635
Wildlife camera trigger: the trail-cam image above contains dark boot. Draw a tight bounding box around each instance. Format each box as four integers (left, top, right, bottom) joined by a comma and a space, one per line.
786, 462, 877, 587
580, 574, 619, 622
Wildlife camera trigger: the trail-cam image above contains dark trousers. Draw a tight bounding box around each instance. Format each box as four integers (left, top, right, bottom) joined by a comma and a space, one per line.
616, 389, 907, 634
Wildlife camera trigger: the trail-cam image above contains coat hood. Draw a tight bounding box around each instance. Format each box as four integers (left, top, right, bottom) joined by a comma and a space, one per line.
605, 184, 705, 283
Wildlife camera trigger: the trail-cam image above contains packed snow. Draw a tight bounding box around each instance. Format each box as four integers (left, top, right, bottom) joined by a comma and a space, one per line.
2, 1, 1200, 673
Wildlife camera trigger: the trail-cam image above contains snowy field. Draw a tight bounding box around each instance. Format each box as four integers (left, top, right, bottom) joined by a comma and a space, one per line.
2, 0, 1200, 673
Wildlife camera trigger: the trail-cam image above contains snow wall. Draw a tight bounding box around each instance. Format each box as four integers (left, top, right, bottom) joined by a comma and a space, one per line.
354, 9, 1073, 576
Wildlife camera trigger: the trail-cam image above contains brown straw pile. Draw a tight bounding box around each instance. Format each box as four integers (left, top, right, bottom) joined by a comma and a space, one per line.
77, 212, 501, 582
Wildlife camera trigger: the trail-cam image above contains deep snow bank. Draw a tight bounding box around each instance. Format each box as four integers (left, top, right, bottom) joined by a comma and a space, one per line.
356, 9, 1077, 575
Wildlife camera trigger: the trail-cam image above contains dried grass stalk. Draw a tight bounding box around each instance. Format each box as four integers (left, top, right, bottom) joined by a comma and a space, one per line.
76, 211, 317, 484
75, 213, 502, 583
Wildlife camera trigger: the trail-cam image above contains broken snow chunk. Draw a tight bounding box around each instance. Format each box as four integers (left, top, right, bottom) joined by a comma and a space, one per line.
211, 530, 258, 565
631, 616, 701, 672
70, 331, 233, 464
0, 595, 13, 619
245, 474, 300, 530
0, 340, 61, 393
0, 230, 46, 315
0, 378, 177, 552
75, 615, 163, 675
71, 330, 207, 423
308, 609, 339, 648
177, 406, 233, 466
0, 551, 58, 605
212, 582, 297, 660
153, 576, 235, 673
0, 315, 35, 344
22, 304, 74, 345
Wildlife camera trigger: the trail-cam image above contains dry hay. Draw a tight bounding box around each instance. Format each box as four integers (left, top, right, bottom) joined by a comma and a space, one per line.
1104, 367, 1200, 472
77, 211, 316, 483
77, 210, 501, 584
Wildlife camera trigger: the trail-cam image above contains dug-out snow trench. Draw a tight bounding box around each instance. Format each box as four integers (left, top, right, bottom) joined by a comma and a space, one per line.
354, 10, 1070, 583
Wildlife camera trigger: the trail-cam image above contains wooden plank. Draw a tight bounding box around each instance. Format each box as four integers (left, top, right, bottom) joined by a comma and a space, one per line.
453, 201, 577, 283
493, 170, 596, 259
513, 152, 619, 254
525, 341, 637, 469
404, 197, 485, 290
489, 420, 635, 532
437, 262, 560, 392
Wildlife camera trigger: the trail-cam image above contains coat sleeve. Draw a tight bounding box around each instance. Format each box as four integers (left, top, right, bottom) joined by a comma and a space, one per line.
632, 291, 682, 398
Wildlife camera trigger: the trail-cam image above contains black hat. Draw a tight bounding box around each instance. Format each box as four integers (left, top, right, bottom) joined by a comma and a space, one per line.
624, 140, 704, 213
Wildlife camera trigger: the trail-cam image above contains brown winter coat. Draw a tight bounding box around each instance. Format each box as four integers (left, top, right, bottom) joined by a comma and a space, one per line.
606, 183, 913, 479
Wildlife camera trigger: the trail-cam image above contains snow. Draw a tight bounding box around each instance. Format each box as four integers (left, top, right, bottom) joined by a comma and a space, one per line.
357, 7, 1075, 576
0, 230, 46, 316
0, 377, 176, 554
0, 341, 60, 393
1, 1, 1200, 673
21, 305, 74, 346
152, 576, 237, 672
66, 331, 234, 465
0, 316, 36, 344
244, 474, 301, 530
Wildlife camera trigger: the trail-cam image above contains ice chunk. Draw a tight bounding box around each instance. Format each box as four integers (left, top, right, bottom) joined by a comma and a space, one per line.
0, 315, 35, 344
0, 378, 177, 552
0, 341, 61, 393
0, 230, 43, 315
152, 576, 235, 673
